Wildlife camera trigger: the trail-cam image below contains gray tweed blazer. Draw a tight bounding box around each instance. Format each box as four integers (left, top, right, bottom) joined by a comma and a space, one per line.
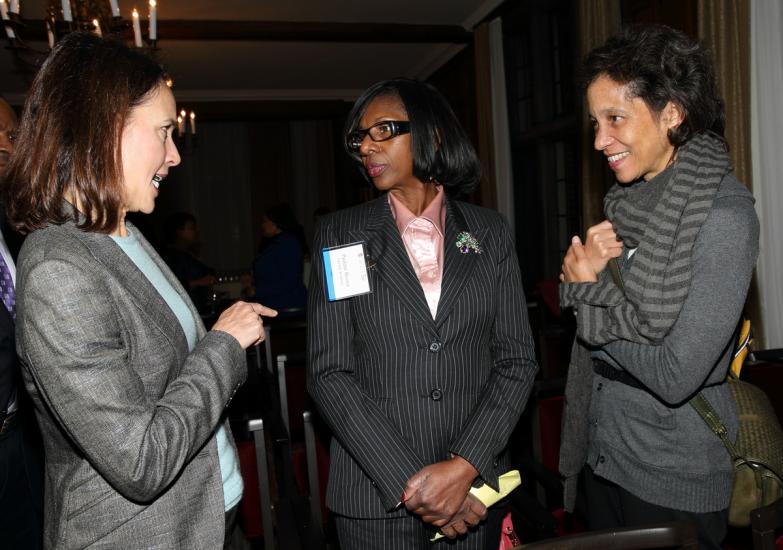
15, 219, 245, 549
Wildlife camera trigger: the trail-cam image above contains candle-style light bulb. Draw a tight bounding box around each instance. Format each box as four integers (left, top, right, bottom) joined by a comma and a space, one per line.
109, 0, 120, 17
189, 111, 196, 135
148, 0, 157, 41
0, 0, 16, 39
46, 20, 54, 48
177, 115, 184, 137
9, 0, 18, 14
93, 18, 102, 37
131, 8, 142, 47
61, 0, 72, 22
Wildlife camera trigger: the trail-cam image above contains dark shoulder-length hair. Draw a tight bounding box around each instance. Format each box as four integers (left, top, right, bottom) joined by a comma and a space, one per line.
3, 32, 166, 234
344, 78, 481, 197
582, 24, 725, 147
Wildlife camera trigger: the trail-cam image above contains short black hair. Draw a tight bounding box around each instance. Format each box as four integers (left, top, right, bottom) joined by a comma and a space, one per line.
582, 24, 725, 147
264, 203, 300, 233
344, 78, 480, 197
163, 212, 196, 245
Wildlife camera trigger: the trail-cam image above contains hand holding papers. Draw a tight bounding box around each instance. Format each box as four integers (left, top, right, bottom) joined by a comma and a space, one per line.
431, 470, 522, 542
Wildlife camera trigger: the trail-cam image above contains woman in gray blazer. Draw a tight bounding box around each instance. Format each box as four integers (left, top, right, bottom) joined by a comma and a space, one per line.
307, 79, 538, 549
2, 33, 276, 549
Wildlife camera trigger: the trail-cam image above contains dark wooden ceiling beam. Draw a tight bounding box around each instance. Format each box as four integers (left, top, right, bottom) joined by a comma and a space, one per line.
160, 20, 472, 43
19, 20, 472, 44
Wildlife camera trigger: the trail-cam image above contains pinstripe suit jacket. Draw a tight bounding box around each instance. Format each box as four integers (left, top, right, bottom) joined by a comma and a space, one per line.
307, 195, 537, 518
15, 219, 245, 549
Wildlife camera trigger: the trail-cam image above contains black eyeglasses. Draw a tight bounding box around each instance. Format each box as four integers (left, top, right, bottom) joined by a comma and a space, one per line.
346, 120, 411, 153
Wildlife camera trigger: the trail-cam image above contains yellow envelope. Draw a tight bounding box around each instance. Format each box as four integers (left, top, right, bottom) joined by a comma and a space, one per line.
430, 470, 521, 542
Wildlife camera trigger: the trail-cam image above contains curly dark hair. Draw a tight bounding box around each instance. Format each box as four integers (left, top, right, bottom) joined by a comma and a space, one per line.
344, 78, 480, 197
582, 24, 725, 147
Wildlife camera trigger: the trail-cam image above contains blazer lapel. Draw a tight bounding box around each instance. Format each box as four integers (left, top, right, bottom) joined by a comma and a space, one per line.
435, 200, 487, 326
348, 197, 435, 329
70, 223, 190, 364
130, 222, 208, 341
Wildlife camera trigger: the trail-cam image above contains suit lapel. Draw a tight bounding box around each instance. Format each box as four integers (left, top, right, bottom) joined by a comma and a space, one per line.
69, 222, 191, 364
348, 197, 435, 329
435, 200, 487, 326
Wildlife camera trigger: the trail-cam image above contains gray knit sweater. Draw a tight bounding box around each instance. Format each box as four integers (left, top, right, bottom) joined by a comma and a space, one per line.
587, 172, 759, 513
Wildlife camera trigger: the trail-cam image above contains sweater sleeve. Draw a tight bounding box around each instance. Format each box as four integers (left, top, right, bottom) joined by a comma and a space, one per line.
602, 194, 759, 404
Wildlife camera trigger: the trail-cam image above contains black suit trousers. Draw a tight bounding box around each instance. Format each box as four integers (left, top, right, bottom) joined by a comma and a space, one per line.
0, 411, 44, 550
334, 506, 505, 550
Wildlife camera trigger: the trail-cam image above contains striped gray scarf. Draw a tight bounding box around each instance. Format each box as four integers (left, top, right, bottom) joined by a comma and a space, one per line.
562, 131, 729, 345
558, 131, 730, 510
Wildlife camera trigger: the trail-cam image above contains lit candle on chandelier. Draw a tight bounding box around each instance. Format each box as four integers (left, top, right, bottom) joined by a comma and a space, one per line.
131, 8, 142, 47
176, 115, 184, 137
109, 0, 120, 17
189, 111, 196, 135
93, 18, 102, 37
148, 0, 157, 41
0, 0, 16, 39
61, 0, 72, 22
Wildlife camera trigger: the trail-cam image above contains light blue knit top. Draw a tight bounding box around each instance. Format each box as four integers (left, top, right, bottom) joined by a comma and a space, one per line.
111, 229, 243, 512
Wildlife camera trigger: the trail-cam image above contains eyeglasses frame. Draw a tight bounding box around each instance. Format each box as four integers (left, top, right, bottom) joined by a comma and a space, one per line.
346, 120, 411, 153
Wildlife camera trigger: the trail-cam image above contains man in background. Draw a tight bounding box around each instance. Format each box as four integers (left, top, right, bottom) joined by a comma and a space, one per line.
161, 212, 216, 312
0, 95, 43, 548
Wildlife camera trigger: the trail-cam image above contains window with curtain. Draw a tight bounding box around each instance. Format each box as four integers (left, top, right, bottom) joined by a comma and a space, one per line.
502, 0, 580, 291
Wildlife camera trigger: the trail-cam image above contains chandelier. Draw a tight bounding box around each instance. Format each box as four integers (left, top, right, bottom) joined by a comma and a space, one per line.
1, 0, 159, 67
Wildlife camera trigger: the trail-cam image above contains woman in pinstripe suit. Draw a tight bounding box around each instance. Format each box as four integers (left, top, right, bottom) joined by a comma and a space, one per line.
307, 79, 538, 549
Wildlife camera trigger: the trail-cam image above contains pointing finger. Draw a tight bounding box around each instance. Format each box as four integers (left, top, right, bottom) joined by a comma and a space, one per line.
248, 302, 278, 318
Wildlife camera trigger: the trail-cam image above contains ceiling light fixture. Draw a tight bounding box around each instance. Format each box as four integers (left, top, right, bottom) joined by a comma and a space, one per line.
1, 0, 159, 68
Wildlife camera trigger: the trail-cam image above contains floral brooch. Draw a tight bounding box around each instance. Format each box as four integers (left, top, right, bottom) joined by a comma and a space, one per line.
456, 231, 482, 254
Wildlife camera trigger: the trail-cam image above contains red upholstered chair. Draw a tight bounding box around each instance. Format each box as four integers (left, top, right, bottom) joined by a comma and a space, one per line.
236, 440, 264, 539
533, 394, 563, 474
292, 410, 331, 542
236, 419, 275, 550
512, 382, 587, 542
276, 352, 309, 442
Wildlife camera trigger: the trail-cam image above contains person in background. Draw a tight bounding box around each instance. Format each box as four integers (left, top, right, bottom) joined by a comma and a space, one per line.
251, 203, 307, 314
559, 25, 759, 549
2, 33, 277, 549
307, 78, 538, 548
161, 211, 216, 312
0, 94, 44, 549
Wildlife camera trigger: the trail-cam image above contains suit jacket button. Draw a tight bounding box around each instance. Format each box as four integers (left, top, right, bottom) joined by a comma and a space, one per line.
430, 388, 443, 401
429, 341, 442, 353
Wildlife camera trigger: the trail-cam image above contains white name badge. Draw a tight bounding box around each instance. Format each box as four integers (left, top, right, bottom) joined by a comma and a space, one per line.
322, 242, 371, 301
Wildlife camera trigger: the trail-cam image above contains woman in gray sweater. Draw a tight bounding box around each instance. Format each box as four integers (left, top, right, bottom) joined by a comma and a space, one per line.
559, 25, 758, 549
